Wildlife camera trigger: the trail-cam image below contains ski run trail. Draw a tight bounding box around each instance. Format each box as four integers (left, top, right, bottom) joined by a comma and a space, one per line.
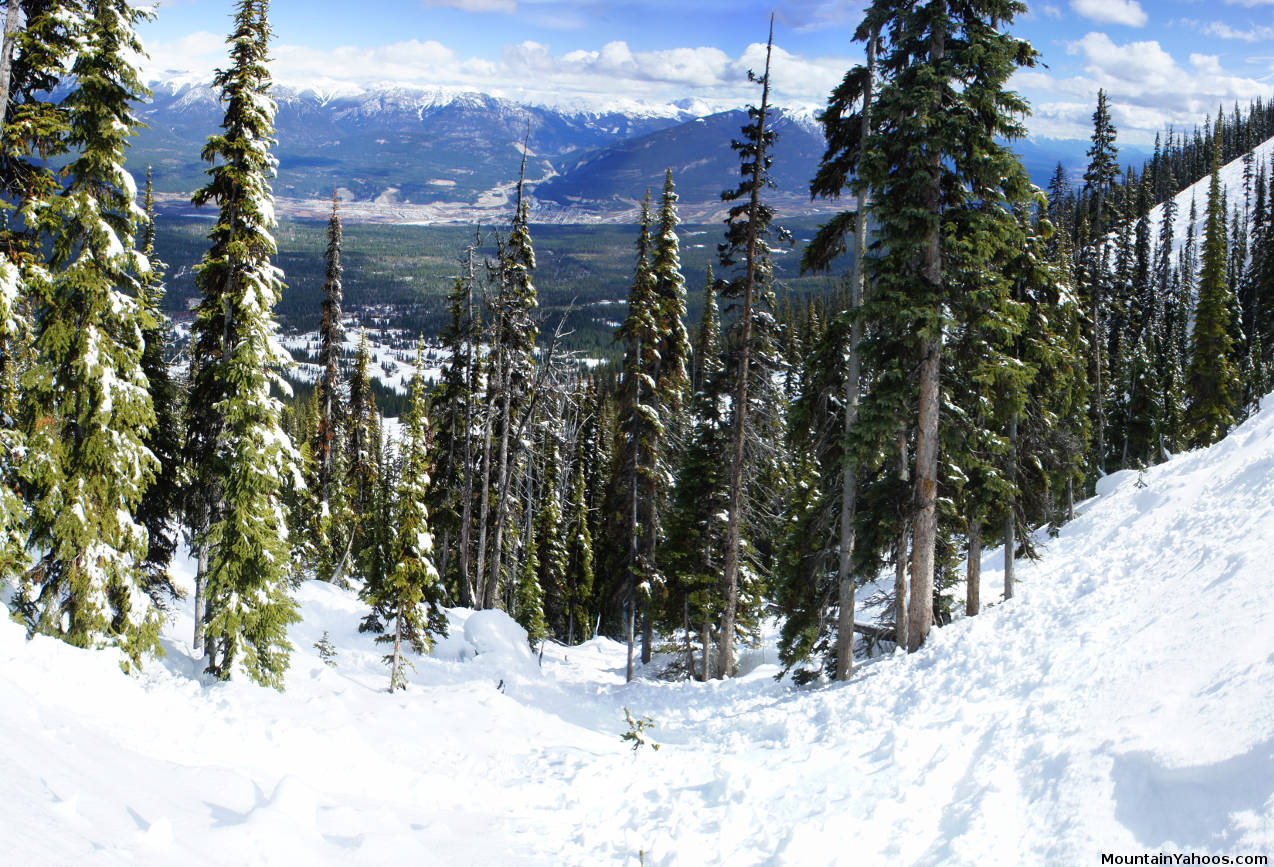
3, 394, 1274, 866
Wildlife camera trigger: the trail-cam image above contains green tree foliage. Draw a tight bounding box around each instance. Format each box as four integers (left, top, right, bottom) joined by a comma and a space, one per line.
363, 342, 447, 691
186, 0, 299, 686
14, 0, 161, 666
1186, 133, 1241, 446
135, 169, 183, 608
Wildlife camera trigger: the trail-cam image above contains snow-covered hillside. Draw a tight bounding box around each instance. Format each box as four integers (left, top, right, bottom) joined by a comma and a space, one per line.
1142, 135, 1274, 257
3, 395, 1274, 864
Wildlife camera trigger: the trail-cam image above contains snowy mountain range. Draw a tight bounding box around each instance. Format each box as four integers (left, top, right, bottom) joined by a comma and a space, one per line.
133, 80, 1096, 223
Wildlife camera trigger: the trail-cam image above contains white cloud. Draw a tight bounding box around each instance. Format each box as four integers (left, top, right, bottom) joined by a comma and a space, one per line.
140, 33, 851, 116
1014, 33, 1270, 143
422, 0, 518, 12
1070, 0, 1147, 27
1195, 20, 1274, 42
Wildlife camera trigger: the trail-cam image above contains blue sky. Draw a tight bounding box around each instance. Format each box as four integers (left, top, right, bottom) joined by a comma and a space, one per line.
140, 0, 1274, 143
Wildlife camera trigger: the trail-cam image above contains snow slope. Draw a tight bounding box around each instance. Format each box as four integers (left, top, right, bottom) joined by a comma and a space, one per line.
3, 397, 1274, 864
1139, 134, 1274, 259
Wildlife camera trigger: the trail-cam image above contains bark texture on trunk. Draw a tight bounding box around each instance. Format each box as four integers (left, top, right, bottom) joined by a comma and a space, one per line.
719, 22, 774, 679
0, 1, 22, 131
1004, 413, 1018, 600
906, 6, 945, 654
834, 28, 875, 683
966, 517, 981, 616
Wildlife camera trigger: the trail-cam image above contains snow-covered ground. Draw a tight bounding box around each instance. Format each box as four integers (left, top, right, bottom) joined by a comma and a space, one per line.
4, 396, 1274, 864
1139, 134, 1274, 259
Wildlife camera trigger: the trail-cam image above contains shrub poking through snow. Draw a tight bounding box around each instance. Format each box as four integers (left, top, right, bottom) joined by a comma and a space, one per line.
314, 631, 337, 668
622, 707, 660, 752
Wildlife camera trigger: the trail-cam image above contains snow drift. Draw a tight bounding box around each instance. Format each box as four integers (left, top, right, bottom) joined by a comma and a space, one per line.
3, 397, 1274, 864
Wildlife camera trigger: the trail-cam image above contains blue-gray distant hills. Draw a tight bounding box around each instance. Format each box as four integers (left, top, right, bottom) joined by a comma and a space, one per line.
133, 81, 1106, 223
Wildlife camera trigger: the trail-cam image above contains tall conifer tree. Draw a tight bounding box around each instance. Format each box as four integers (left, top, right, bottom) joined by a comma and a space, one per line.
185, 0, 299, 686
15, 0, 161, 664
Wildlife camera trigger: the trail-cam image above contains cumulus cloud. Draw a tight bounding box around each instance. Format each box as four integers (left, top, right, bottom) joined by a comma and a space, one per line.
1193, 19, 1274, 42
1070, 0, 1147, 27
1013, 33, 1269, 142
139, 32, 850, 115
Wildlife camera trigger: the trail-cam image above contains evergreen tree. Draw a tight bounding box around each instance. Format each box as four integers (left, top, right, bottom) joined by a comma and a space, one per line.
851, 0, 1038, 651
314, 192, 345, 529
135, 168, 183, 608
1186, 133, 1241, 446
429, 237, 481, 606
14, 0, 161, 665
364, 342, 447, 692
716, 19, 785, 676
185, 0, 299, 686
480, 173, 539, 611
534, 437, 569, 639
562, 438, 595, 645
1084, 89, 1120, 234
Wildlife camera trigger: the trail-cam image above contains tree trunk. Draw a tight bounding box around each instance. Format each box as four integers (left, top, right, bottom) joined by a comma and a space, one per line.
1004, 412, 1018, 600
473, 334, 498, 609
485, 358, 514, 610
0, 0, 22, 131
966, 516, 981, 616
625, 598, 636, 683
193, 541, 208, 659
682, 598, 693, 680
389, 608, 403, 692
906, 9, 945, 654
894, 530, 908, 651
719, 24, 774, 680
641, 616, 653, 665
1066, 474, 1075, 523
835, 27, 875, 683
701, 620, 711, 683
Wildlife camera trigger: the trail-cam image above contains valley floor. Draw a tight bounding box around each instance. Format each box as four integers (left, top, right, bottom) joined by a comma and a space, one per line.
4, 400, 1274, 865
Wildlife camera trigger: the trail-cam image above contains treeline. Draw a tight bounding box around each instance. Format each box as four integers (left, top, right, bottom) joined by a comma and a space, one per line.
1, 0, 1270, 693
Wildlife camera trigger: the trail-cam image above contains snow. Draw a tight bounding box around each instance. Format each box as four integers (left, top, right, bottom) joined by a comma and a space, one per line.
4, 397, 1274, 862
1138, 134, 1274, 259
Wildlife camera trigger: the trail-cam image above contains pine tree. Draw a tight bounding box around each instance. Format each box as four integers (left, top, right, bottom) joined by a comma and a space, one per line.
851, 0, 1038, 651
1084, 89, 1120, 235
801, 18, 878, 679
429, 237, 481, 606
185, 0, 299, 686
364, 342, 447, 692
340, 328, 378, 583
610, 194, 660, 680
534, 437, 569, 639
1186, 132, 1241, 446
15, 0, 161, 665
562, 439, 595, 645
480, 172, 539, 611
314, 192, 345, 532
716, 18, 785, 676
135, 168, 183, 609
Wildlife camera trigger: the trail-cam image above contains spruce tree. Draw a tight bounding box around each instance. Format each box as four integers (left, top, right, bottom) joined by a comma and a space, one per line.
1083, 89, 1120, 235
1186, 133, 1241, 446
481, 174, 539, 611
185, 0, 299, 686
716, 19, 783, 676
533, 437, 569, 639
135, 169, 183, 608
429, 238, 481, 606
314, 192, 345, 532
851, 0, 1038, 651
562, 440, 595, 645
364, 342, 447, 691
15, 0, 161, 665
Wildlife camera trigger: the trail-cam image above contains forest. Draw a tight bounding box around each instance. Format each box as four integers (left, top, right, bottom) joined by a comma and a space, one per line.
0, 0, 1271, 699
